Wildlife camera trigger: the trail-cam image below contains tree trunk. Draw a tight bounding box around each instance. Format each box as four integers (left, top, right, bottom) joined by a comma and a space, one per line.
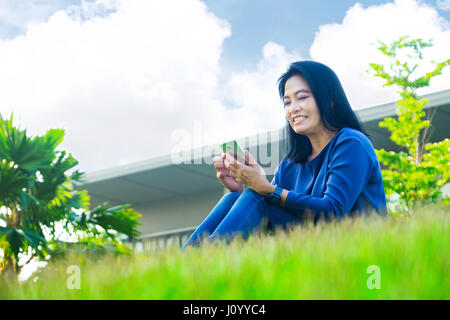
2, 206, 21, 277
0, 254, 18, 280
419, 107, 438, 163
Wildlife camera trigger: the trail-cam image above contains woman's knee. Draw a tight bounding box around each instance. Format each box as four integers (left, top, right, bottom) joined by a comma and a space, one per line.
221, 189, 264, 204
221, 191, 241, 202
240, 188, 265, 201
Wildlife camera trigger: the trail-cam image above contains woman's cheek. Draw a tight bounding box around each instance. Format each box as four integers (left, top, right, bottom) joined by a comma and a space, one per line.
286, 114, 292, 125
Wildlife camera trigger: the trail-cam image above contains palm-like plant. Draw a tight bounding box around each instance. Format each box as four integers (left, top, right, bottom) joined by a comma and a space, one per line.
0, 114, 141, 277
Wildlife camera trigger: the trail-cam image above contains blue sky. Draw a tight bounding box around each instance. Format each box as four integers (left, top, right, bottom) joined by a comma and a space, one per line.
205, 0, 395, 72
202, 0, 450, 75
0, 0, 449, 172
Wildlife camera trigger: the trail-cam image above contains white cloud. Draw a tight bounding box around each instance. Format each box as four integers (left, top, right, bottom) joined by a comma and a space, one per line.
437, 0, 450, 10
221, 42, 301, 138
0, 0, 234, 172
0, 0, 296, 173
310, 0, 450, 109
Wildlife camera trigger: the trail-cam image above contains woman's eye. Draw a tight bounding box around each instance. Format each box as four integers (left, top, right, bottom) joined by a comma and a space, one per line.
284, 96, 307, 106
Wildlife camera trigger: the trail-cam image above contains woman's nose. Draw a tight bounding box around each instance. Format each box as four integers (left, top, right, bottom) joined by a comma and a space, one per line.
290, 101, 302, 112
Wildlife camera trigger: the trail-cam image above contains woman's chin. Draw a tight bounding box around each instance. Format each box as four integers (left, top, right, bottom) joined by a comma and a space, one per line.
292, 125, 307, 135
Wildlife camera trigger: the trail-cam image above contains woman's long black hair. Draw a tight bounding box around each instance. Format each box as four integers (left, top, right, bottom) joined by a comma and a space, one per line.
277, 60, 369, 163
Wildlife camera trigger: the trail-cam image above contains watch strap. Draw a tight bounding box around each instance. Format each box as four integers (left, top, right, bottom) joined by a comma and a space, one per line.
266, 186, 283, 204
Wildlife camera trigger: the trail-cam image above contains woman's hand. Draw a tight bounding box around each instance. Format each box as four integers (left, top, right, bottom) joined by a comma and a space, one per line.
213, 153, 245, 193
224, 150, 275, 195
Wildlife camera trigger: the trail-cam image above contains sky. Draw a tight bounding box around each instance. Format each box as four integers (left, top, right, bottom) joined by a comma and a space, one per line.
0, 0, 449, 173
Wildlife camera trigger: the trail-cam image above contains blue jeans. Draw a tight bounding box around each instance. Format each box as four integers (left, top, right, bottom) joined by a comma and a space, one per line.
180, 188, 301, 251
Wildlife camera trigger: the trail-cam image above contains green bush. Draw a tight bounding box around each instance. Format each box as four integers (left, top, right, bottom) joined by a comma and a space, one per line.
367, 36, 450, 212
0, 114, 141, 278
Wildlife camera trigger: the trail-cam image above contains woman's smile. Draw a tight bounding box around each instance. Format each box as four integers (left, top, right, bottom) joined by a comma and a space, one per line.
293, 115, 308, 125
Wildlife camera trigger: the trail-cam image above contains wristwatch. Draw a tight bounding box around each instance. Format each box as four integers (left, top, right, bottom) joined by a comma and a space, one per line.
265, 186, 283, 205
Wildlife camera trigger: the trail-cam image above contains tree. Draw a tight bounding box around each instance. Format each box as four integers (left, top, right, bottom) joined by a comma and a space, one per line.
0, 114, 141, 278
367, 36, 450, 212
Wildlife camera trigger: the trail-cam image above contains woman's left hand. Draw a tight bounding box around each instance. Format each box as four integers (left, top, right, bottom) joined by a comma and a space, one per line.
224, 150, 276, 195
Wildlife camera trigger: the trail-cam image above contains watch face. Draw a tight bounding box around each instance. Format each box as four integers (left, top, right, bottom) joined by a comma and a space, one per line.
270, 192, 281, 201
274, 187, 282, 197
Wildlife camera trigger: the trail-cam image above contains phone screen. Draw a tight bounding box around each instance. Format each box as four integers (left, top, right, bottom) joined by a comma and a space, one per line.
221, 140, 247, 164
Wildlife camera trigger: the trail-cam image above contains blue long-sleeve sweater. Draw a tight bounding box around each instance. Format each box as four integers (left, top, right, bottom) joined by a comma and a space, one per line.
271, 127, 388, 219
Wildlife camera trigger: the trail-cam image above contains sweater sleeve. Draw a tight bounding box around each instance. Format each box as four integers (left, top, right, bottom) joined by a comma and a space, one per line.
284, 137, 374, 218
270, 159, 283, 186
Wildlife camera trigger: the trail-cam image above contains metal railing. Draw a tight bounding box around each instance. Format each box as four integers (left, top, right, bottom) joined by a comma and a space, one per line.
129, 226, 197, 253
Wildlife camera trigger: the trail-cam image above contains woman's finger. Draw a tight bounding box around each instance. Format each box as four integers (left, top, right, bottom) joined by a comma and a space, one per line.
213, 156, 224, 164
218, 170, 230, 179
214, 162, 224, 169
232, 157, 245, 168
225, 152, 239, 165
230, 170, 243, 183
228, 160, 245, 171
217, 171, 228, 180
229, 165, 242, 179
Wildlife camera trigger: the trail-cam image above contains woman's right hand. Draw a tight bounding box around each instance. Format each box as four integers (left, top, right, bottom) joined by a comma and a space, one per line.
213, 153, 245, 193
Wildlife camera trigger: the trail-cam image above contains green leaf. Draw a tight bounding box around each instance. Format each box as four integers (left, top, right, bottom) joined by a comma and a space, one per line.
0, 226, 24, 258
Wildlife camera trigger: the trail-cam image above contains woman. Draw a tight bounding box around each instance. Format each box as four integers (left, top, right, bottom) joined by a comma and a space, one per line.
181, 61, 387, 251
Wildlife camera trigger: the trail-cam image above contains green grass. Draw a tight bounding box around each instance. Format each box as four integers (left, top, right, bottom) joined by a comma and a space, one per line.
1, 204, 449, 299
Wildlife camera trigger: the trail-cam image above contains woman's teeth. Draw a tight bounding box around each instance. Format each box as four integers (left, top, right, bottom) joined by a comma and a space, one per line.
293, 116, 307, 123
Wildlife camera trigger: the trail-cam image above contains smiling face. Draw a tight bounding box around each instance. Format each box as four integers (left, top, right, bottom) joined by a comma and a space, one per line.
283, 74, 325, 137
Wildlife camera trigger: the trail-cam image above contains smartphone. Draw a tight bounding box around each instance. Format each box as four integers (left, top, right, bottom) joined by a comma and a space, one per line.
221, 140, 247, 164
